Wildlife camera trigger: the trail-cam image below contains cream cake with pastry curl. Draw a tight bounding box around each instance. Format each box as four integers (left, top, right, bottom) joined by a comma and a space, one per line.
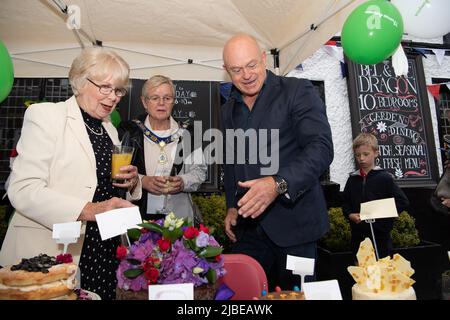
0, 254, 78, 300
348, 238, 416, 300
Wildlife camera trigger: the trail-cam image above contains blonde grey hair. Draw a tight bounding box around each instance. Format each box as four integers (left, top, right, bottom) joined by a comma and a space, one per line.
141, 75, 175, 98
69, 47, 129, 95
353, 133, 378, 151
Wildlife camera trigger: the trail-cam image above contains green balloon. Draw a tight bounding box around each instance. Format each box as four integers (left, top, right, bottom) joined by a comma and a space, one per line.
0, 40, 14, 104
110, 109, 122, 128
342, 0, 403, 65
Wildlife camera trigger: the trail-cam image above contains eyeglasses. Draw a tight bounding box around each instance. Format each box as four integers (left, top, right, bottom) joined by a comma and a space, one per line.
226, 60, 261, 76
145, 96, 174, 104
87, 78, 127, 97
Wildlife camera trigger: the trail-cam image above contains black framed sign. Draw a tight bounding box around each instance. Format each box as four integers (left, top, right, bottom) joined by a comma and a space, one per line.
346, 54, 439, 188
117, 79, 221, 193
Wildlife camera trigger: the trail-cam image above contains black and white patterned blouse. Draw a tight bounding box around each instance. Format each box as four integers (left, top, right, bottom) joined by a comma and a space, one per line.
78, 108, 120, 300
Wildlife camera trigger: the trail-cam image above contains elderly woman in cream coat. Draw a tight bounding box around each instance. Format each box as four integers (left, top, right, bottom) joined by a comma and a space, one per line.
0, 48, 141, 300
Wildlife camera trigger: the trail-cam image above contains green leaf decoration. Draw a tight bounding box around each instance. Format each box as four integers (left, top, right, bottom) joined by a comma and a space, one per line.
163, 228, 184, 243
124, 268, 144, 279
127, 228, 141, 242
139, 222, 163, 234
206, 268, 217, 284
184, 238, 197, 251
198, 246, 223, 258
175, 228, 184, 239
126, 258, 141, 265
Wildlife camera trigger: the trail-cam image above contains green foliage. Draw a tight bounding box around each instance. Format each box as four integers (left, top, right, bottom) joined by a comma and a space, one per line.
319, 207, 352, 252
124, 268, 144, 279
391, 211, 420, 248
127, 228, 141, 243
192, 193, 232, 253
320, 207, 421, 252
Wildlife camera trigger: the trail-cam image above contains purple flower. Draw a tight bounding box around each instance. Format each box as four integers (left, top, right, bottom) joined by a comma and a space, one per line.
196, 259, 210, 274
208, 236, 220, 247
118, 214, 226, 289
139, 230, 161, 243
195, 231, 210, 248
116, 260, 147, 291
209, 255, 226, 279
159, 240, 205, 286
131, 239, 154, 261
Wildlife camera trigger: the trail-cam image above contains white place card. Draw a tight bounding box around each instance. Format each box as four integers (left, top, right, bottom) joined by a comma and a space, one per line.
148, 283, 194, 300
286, 255, 315, 291
286, 255, 315, 275
95, 206, 142, 241
303, 280, 342, 300
360, 198, 398, 221
52, 221, 82, 253
53, 221, 81, 239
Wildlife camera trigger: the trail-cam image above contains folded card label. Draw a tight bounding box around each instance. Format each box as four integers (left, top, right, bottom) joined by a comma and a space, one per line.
286, 255, 315, 292
360, 198, 398, 221
52, 221, 82, 253
53, 221, 81, 239
286, 255, 315, 275
303, 280, 342, 300
148, 283, 194, 300
95, 206, 142, 241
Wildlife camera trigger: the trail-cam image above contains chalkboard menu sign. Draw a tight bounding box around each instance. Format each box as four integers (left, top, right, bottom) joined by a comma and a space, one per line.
346, 54, 438, 188
117, 79, 221, 192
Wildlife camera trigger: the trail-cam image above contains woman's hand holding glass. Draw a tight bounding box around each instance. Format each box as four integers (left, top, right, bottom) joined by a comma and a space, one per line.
141, 175, 183, 195
142, 175, 170, 195
112, 164, 140, 191
166, 176, 184, 194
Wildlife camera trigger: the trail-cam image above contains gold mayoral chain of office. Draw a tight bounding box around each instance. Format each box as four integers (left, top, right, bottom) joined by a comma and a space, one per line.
132, 119, 183, 164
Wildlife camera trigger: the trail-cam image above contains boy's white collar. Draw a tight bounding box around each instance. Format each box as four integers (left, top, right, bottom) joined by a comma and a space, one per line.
350, 166, 383, 176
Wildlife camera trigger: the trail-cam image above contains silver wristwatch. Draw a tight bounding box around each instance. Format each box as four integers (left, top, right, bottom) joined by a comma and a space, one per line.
273, 175, 288, 194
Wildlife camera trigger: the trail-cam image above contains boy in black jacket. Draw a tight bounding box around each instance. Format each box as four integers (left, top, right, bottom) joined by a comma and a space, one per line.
343, 133, 409, 260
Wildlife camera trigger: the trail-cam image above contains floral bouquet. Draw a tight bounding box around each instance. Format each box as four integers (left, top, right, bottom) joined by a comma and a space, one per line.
116, 212, 226, 291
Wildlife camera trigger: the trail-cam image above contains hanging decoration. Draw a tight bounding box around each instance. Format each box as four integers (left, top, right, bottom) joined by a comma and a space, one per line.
391, 45, 409, 77
110, 109, 122, 128
0, 40, 14, 104
392, 0, 450, 39
426, 82, 450, 102
323, 45, 344, 63
341, 0, 403, 65
431, 49, 446, 66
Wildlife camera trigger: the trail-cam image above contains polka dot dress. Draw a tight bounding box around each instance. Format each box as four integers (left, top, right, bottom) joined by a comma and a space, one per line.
78, 108, 120, 300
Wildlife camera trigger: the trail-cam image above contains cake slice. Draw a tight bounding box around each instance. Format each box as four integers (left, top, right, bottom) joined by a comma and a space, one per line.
0, 254, 77, 300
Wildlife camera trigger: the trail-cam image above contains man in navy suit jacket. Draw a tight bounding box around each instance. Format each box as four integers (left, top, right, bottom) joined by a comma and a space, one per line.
221, 34, 334, 290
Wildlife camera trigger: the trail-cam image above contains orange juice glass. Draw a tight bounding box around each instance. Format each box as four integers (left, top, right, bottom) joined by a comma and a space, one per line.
111, 145, 134, 182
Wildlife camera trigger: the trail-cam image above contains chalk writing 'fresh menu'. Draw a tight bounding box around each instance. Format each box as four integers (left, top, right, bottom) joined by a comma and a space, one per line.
347, 55, 438, 187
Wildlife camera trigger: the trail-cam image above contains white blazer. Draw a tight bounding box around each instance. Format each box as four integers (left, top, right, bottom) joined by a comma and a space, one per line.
0, 96, 141, 266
